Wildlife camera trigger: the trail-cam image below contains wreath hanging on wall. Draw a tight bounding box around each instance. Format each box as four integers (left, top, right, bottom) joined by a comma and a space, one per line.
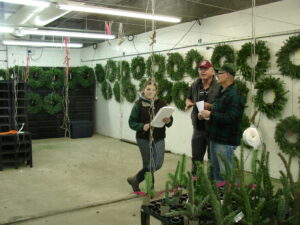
68, 67, 78, 89
119, 60, 131, 80
28, 66, 44, 89
101, 80, 112, 100
157, 79, 173, 105
105, 59, 117, 82
275, 115, 300, 158
146, 54, 165, 80
237, 41, 270, 81
172, 81, 189, 111
77, 66, 95, 88
254, 76, 288, 119
122, 79, 136, 103
0, 69, 7, 80
27, 92, 43, 114
235, 79, 249, 101
276, 34, 300, 79
166, 52, 185, 81
185, 49, 203, 79
131, 56, 145, 80
43, 93, 63, 115
211, 44, 235, 69
113, 81, 121, 102
95, 64, 105, 83
44, 68, 64, 90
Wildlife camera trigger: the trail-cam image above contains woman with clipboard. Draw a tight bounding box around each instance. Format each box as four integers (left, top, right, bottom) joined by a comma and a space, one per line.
127, 79, 173, 192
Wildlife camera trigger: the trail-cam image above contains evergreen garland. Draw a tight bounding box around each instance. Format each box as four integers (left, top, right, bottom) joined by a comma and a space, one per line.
166, 52, 185, 81
139, 78, 147, 92
131, 56, 145, 80
43, 93, 63, 115
235, 79, 249, 101
119, 60, 131, 80
254, 76, 288, 119
28, 66, 44, 89
276, 34, 300, 79
0, 69, 7, 80
77, 66, 95, 88
275, 115, 300, 158
95, 64, 105, 83
185, 49, 203, 79
122, 79, 136, 103
211, 44, 235, 69
27, 92, 43, 114
237, 41, 271, 81
172, 81, 189, 111
146, 54, 165, 80
68, 67, 78, 89
113, 81, 121, 102
157, 79, 173, 105
44, 68, 64, 89
105, 59, 117, 82
101, 80, 112, 100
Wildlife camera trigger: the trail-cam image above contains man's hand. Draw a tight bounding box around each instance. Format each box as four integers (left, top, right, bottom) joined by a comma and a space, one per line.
197, 112, 203, 120
162, 117, 171, 124
185, 99, 195, 111
201, 110, 211, 120
204, 102, 212, 110
143, 123, 150, 131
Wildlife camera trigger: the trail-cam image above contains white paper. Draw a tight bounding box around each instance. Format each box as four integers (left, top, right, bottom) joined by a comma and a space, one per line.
196, 100, 204, 112
151, 106, 175, 128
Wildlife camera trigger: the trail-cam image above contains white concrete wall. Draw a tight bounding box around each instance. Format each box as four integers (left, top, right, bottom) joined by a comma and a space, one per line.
0, 45, 81, 69
83, 0, 300, 179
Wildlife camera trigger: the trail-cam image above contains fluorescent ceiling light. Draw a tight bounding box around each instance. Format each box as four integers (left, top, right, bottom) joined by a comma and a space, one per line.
2, 40, 83, 48
0, 0, 50, 8
21, 29, 116, 39
0, 26, 14, 33
58, 3, 181, 23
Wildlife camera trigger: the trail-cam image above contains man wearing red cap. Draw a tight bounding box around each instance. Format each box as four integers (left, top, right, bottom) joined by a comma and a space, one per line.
185, 60, 221, 175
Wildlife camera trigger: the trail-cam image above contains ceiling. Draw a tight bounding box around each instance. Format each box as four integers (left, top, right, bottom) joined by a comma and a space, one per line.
0, 0, 280, 47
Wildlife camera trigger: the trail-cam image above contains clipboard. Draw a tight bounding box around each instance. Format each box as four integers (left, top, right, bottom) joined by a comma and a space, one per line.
151, 106, 175, 128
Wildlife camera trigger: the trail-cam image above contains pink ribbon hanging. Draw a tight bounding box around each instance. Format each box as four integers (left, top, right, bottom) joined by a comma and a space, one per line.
105, 21, 111, 35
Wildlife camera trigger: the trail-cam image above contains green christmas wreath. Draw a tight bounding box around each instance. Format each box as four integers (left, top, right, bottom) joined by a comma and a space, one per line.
95, 64, 105, 83
68, 67, 78, 89
185, 49, 203, 79
122, 79, 136, 103
101, 80, 112, 100
27, 92, 43, 114
77, 66, 95, 88
44, 68, 64, 89
28, 66, 44, 89
119, 61, 131, 80
146, 54, 165, 80
237, 41, 270, 81
254, 76, 288, 119
276, 34, 300, 79
235, 79, 249, 101
172, 81, 189, 111
131, 56, 145, 80
113, 81, 121, 102
0, 69, 7, 80
157, 79, 173, 105
43, 93, 63, 115
167, 52, 185, 81
211, 44, 235, 69
275, 115, 300, 158
105, 59, 117, 82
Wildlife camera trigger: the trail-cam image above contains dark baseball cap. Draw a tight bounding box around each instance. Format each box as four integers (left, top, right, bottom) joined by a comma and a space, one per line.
199, 60, 213, 69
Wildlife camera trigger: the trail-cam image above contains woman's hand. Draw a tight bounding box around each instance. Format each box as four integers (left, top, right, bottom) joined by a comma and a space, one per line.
143, 123, 150, 131
162, 117, 171, 124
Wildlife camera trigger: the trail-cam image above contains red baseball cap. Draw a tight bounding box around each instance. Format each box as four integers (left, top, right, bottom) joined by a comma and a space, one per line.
199, 60, 212, 69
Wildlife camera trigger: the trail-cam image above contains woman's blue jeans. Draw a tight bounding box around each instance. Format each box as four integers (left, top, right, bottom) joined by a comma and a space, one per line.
135, 138, 165, 183
210, 140, 236, 182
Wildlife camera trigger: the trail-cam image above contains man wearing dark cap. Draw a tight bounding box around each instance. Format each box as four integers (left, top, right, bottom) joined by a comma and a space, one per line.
201, 63, 245, 182
185, 60, 221, 175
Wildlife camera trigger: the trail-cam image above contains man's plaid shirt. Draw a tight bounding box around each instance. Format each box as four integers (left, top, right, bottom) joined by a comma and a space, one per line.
207, 83, 245, 146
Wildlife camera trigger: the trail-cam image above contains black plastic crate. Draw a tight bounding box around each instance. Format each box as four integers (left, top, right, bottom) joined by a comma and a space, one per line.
70, 120, 93, 138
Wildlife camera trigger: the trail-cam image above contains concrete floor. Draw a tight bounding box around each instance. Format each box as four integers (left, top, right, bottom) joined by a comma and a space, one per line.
0, 134, 190, 225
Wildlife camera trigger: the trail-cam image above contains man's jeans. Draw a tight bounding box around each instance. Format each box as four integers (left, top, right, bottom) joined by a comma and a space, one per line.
210, 140, 236, 182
